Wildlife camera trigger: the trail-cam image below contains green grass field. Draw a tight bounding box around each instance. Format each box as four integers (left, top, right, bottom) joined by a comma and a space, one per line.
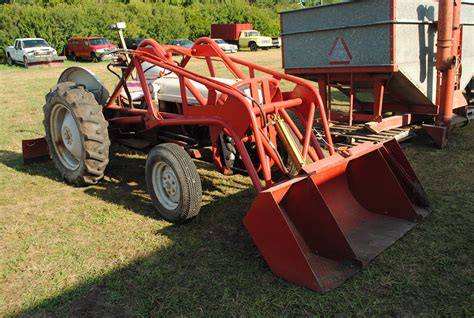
0, 49, 473, 317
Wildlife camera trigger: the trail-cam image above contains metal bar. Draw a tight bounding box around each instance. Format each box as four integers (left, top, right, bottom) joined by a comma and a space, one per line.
437, 0, 460, 128
373, 79, 385, 122
285, 66, 398, 74
327, 74, 332, 122
194, 37, 247, 79
184, 77, 207, 106
134, 59, 162, 121
279, 109, 319, 162
281, 19, 440, 37
205, 57, 216, 77
108, 116, 143, 125
349, 73, 354, 126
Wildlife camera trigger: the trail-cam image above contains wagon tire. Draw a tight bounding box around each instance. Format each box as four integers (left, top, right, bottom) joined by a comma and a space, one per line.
43, 82, 110, 186
6, 54, 13, 66
249, 42, 258, 51
146, 143, 202, 224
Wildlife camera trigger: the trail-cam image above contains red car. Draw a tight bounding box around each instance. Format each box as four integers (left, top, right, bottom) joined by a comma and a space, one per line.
64, 37, 117, 62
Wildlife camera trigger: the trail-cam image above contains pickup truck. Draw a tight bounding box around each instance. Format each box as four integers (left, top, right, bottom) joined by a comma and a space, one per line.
211, 24, 273, 51
5, 38, 65, 67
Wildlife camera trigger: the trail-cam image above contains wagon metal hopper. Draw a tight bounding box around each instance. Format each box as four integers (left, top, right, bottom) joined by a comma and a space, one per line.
280, 0, 474, 147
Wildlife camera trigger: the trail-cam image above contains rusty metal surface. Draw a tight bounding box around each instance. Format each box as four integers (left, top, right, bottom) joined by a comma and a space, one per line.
314, 123, 413, 147
22, 137, 50, 164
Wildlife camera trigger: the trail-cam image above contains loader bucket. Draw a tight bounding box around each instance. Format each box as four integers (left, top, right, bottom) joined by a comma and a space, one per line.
244, 140, 429, 291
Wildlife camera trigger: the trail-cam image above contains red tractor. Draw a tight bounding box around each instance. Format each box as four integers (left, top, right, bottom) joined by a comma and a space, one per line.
25, 36, 429, 291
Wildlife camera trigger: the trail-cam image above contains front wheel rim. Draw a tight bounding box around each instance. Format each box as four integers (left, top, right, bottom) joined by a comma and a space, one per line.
50, 104, 82, 170
152, 161, 180, 211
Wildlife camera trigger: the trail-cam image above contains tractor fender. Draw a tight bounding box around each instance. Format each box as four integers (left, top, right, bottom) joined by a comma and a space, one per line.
57, 66, 109, 106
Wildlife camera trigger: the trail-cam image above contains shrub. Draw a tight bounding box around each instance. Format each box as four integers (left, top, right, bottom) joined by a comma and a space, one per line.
0, 0, 295, 60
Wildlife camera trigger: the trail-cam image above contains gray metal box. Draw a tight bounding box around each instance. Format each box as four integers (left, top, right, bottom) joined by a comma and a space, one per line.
281, 0, 474, 105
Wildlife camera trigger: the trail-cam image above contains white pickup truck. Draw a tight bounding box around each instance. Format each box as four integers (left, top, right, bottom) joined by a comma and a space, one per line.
6, 38, 65, 67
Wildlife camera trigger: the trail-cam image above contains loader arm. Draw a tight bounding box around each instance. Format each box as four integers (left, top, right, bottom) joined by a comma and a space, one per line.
104, 37, 332, 191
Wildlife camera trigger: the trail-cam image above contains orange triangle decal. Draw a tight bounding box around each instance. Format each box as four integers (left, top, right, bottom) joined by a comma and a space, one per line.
329, 37, 352, 65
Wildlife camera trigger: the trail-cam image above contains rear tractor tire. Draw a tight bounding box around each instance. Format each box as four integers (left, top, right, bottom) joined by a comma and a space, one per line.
43, 82, 110, 186
146, 143, 202, 224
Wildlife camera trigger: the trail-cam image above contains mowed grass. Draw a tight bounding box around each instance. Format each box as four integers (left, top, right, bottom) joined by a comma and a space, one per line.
0, 49, 473, 317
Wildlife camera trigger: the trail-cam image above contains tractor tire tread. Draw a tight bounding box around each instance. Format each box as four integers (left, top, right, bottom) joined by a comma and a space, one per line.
43, 82, 110, 186
146, 143, 202, 223
162, 144, 202, 220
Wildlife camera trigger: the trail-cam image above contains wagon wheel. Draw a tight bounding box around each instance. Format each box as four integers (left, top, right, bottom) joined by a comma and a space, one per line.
43, 82, 110, 186
146, 143, 202, 224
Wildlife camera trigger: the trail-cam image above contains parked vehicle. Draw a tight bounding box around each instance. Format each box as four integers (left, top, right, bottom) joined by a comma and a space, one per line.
212, 39, 238, 53
122, 38, 145, 50
5, 38, 65, 67
64, 37, 117, 62
211, 24, 273, 51
166, 39, 194, 49
272, 37, 281, 48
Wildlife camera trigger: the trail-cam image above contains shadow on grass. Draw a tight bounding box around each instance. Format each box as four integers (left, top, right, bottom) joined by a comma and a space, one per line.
0, 146, 255, 221
1, 124, 473, 315
1, 148, 273, 316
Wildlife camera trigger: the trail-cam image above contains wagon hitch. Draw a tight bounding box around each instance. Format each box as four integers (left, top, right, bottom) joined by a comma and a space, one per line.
244, 139, 429, 291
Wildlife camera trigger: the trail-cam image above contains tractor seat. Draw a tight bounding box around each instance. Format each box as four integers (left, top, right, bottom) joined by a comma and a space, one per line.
120, 81, 146, 101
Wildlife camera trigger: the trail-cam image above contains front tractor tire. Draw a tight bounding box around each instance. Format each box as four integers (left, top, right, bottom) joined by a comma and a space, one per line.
146, 143, 202, 224
43, 82, 110, 186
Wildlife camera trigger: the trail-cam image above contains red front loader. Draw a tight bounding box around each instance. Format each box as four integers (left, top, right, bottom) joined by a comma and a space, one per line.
23, 36, 429, 291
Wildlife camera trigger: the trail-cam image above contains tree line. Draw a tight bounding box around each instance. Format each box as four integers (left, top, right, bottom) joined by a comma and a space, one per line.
0, 0, 341, 59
